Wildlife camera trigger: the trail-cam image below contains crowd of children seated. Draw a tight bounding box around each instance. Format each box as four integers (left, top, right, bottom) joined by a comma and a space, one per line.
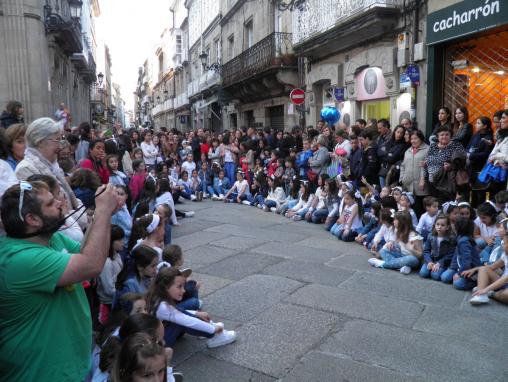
3, 107, 508, 382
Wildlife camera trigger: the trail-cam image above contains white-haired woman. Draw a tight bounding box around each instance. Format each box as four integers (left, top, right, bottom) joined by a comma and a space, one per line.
15, 117, 82, 218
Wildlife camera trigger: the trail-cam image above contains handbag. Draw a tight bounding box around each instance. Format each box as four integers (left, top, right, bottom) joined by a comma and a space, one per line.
478, 162, 508, 183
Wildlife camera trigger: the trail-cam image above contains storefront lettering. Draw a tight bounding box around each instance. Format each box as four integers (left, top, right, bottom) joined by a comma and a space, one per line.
432, 0, 500, 33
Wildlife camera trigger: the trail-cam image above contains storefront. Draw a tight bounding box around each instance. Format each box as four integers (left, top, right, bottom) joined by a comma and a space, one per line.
426, 0, 508, 135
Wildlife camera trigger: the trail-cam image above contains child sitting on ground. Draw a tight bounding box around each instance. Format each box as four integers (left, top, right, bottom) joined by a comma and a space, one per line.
146, 267, 237, 348
416, 196, 440, 240
419, 214, 456, 281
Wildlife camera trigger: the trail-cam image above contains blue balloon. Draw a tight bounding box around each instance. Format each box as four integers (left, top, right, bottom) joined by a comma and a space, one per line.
320, 106, 341, 125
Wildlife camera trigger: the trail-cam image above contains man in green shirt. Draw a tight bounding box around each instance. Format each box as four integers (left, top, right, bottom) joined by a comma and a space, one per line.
0, 181, 119, 381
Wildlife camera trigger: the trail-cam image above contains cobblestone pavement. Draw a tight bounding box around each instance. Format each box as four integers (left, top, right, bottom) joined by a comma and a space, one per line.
171, 200, 508, 382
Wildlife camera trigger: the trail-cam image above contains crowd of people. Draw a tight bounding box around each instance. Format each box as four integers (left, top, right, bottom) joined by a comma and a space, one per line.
1, 100, 508, 381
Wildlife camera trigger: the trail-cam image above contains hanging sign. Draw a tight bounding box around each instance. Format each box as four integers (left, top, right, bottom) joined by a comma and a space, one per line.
333, 87, 345, 102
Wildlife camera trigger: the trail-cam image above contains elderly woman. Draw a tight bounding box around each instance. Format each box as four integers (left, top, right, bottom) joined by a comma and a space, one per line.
4, 123, 26, 170
399, 130, 429, 215
425, 125, 465, 198
15, 117, 79, 212
308, 134, 330, 182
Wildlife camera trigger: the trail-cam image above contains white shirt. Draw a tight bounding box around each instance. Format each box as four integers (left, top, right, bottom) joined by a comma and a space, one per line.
156, 301, 215, 334
232, 180, 250, 195
140, 141, 159, 165
474, 216, 497, 238
181, 160, 196, 176
416, 212, 438, 235
156, 192, 178, 225
373, 224, 396, 245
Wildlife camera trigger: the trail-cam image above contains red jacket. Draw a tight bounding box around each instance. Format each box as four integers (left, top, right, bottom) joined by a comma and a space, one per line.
80, 158, 110, 184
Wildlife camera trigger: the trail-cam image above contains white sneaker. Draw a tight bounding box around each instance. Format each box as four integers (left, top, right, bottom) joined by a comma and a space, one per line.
472, 286, 479, 293
270, 207, 276, 212
184, 211, 195, 218
203, 193, 208, 199
242, 200, 251, 206
399, 266, 411, 275
469, 294, 490, 305
218, 194, 225, 200
211, 195, 219, 201
293, 215, 302, 221
368, 258, 384, 268
206, 329, 237, 348
191, 194, 197, 201
257, 204, 264, 209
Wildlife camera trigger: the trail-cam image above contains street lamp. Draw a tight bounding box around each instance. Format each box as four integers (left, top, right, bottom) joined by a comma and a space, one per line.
68, 0, 83, 19
96, 72, 104, 86
199, 51, 221, 73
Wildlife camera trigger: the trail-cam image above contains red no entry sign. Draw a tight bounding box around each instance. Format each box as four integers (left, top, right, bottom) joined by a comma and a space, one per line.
289, 88, 305, 105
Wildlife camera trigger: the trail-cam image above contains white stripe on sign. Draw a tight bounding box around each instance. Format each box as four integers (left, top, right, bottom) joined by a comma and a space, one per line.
292, 94, 304, 98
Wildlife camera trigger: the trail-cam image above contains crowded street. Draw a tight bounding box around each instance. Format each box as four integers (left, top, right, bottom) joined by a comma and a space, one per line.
1, 0, 508, 381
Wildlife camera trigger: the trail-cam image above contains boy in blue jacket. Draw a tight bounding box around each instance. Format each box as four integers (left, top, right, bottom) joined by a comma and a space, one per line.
441, 217, 481, 290
211, 169, 230, 200
295, 138, 313, 180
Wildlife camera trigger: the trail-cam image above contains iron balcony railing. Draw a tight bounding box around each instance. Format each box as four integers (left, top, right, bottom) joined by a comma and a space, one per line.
221, 32, 296, 88
43, 0, 83, 54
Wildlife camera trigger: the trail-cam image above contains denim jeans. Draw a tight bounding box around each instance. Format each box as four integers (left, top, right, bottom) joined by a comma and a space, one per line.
163, 308, 214, 347
478, 236, 500, 264
252, 194, 265, 206
226, 192, 249, 202
224, 162, 236, 184
164, 222, 172, 245
419, 263, 444, 280
278, 200, 297, 215
324, 213, 339, 231
475, 238, 488, 251
440, 269, 476, 290
296, 207, 309, 218
180, 185, 192, 199
379, 176, 386, 188
207, 185, 216, 196
379, 248, 420, 270
311, 208, 329, 224
265, 200, 277, 208
329, 223, 343, 237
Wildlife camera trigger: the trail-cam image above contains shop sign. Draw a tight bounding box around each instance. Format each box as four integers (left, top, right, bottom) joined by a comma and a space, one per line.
179, 116, 186, 124
406, 65, 420, 86
333, 87, 345, 102
427, 0, 507, 45
399, 73, 412, 92
355, 67, 386, 101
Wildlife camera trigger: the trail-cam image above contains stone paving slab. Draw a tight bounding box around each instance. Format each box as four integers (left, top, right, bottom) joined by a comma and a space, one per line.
208, 304, 343, 378
202, 274, 302, 323
198, 253, 283, 281
319, 319, 508, 382
173, 231, 229, 251
204, 223, 303, 243
339, 270, 466, 308
176, 353, 276, 382
413, 304, 508, 348
190, 272, 234, 298
252, 242, 340, 263
293, 236, 349, 252
184, 245, 238, 266
264, 221, 335, 239
262, 259, 354, 286
172, 218, 223, 238
285, 284, 424, 328
280, 351, 425, 382
210, 235, 267, 251
460, 294, 508, 320
326, 253, 378, 272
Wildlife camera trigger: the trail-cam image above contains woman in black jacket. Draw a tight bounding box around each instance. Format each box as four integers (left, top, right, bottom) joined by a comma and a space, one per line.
384, 125, 410, 186
453, 106, 473, 148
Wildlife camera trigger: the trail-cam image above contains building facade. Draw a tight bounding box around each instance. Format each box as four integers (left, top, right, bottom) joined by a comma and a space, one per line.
425, 0, 508, 135
292, 0, 427, 131
0, 0, 100, 124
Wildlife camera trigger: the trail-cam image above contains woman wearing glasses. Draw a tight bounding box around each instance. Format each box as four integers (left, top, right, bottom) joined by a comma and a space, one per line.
15, 117, 81, 217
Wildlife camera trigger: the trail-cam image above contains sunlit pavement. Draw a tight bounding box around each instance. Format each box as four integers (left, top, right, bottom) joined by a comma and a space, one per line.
170, 200, 508, 382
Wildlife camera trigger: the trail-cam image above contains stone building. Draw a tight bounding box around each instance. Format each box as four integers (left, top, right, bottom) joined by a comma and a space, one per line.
219, 0, 299, 132
0, 0, 100, 124
293, 0, 427, 131
425, 0, 508, 134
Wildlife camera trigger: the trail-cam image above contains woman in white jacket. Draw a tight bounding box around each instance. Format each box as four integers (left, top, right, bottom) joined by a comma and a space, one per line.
487, 109, 508, 192
286, 181, 315, 221
262, 176, 286, 212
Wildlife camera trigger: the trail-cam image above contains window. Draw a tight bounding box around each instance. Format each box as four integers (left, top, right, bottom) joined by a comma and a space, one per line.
245, 19, 253, 49
228, 34, 234, 60
214, 39, 220, 64
176, 35, 182, 54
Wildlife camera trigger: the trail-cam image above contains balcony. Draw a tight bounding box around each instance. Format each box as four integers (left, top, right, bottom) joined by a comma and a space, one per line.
292, 0, 402, 57
221, 32, 296, 88
152, 99, 174, 116
175, 92, 189, 109
44, 0, 83, 55
90, 85, 105, 105
71, 51, 96, 83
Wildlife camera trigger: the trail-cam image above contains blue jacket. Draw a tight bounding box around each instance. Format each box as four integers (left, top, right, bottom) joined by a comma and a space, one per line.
295, 149, 313, 177
198, 169, 213, 186
423, 234, 456, 267
449, 235, 481, 273
213, 176, 230, 194
111, 205, 132, 245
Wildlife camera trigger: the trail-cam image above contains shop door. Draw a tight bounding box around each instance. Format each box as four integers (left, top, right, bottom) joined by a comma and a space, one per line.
361, 99, 390, 120
269, 105, 285, 131
444, 30, 508, 131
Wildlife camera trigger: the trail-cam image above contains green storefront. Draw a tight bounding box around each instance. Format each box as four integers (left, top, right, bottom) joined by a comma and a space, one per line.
425, 0, 508, 135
